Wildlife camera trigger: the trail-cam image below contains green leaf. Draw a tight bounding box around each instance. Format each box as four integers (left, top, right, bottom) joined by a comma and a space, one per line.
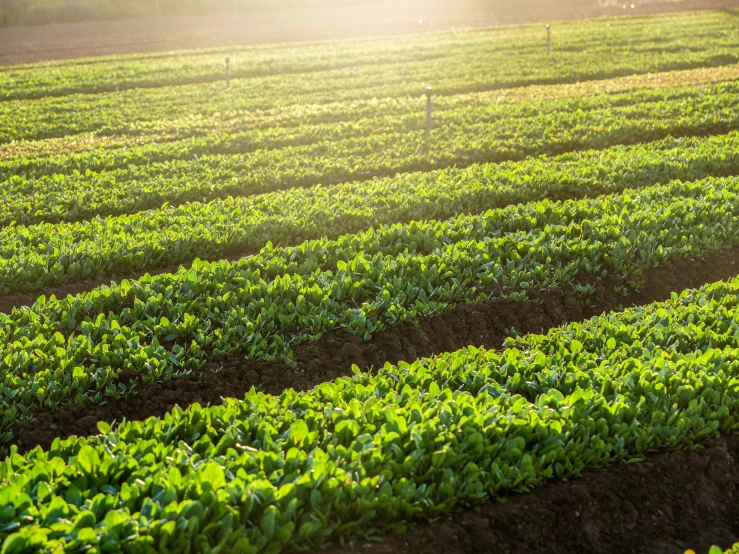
198, 462, 226, 491
1, 533, 28, 554
75, 446, 100, 474
288, 420, 310, 446
570, 339, 583, 355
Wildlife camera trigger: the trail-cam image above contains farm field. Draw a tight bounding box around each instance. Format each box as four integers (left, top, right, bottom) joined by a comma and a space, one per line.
3, 8, 739, 553
2, 0, 737, 66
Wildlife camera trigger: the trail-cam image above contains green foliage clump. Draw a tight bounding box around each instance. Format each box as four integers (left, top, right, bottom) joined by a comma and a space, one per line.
3, 275, 739, 551
2, 175, 739, 446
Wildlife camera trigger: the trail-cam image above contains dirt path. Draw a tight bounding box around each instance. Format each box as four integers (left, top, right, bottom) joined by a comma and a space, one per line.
0, 0, 736, 67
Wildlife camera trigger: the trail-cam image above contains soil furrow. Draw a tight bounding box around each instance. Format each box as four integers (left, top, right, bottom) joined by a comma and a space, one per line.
13, 246, 739, 453
0, 261, 194, 315
323, 433, 739, 554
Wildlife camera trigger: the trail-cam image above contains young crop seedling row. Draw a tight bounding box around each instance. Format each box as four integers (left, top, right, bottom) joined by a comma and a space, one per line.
4, 275, 739, 552
1, 132, 739, 296
3, 80, 739, 227
1, 176, 739, 447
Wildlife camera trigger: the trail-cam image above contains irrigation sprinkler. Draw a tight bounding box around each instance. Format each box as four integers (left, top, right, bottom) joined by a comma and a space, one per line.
546, 24, 551, 57
425, 86, 433, 133
225, 57, 231, 87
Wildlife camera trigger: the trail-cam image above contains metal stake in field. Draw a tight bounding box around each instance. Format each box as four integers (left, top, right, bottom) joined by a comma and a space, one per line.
425, 86, 433, 134
225, 57, 231, 87
546, 24, 551, 57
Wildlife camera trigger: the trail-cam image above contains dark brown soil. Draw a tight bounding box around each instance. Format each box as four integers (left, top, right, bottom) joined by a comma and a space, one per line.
0, 261, 186, 315
13, 246, 739, 453
0, 245, 255, 315
1, 0, 736, 67
0, 281, 118, 315
322, 434, 739, 554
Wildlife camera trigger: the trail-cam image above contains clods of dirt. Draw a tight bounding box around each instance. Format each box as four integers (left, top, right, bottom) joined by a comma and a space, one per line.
323, 435, 739, 554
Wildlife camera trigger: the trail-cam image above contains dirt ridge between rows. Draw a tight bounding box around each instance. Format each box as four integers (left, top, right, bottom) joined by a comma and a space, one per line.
12, 246, 739, 452
323, 433, 739, 554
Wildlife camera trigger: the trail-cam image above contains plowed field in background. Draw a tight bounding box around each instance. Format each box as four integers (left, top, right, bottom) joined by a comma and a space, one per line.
1, 0, 737, 66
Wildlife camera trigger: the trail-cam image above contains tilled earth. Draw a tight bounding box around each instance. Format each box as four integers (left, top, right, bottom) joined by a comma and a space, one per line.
324, 434, 739, 554
1, 0, 737, 66
13, 246, 739, 452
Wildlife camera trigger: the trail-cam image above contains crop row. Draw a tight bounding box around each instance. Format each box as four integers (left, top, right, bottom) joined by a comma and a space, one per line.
10, 73, 738, 180
4, 79, 738, 227
0, 25, 535, 99
4, 62, 738, 164
1, 175, 739, 445
3, 20, 738, 143
0, 23, 555, 100
2, 132, 739, 296
3, 272, 739, 552
2, 10, 735, 102
5, 7, 720, 74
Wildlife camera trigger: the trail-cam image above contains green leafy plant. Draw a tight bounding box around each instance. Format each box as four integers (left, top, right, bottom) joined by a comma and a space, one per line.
3, 275, 739, 551
0, 132, 737, 296
2, 176, 739, 445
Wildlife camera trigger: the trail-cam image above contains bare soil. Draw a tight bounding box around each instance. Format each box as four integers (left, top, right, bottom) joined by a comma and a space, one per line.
0, 0, 736, 67
0, 263, 185, 315
13, 245, 739, 452
324, 434, 739, 554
